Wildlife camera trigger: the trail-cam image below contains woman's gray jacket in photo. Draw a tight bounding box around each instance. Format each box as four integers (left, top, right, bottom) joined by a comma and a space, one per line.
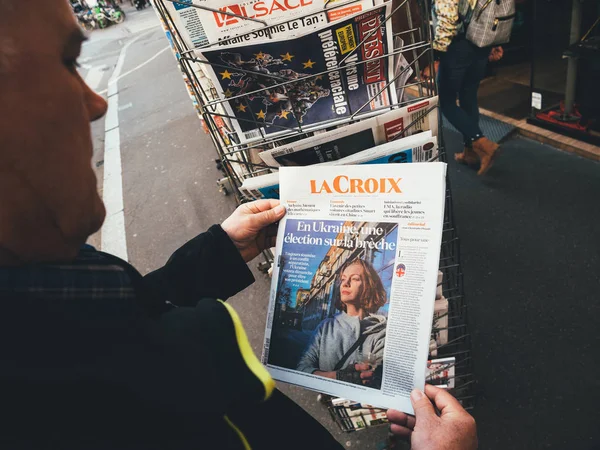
297, 311, 387, 373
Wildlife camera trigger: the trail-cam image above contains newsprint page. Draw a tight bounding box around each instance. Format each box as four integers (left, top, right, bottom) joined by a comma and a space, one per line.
262, 163, 447, 414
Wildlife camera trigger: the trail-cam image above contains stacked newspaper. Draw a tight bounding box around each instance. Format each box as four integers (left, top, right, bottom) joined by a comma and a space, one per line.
164, 2, 423, 144
239, 97, 439, 200
328, 397, 388, 432
328, 353, 456, 432
197, 3, 397, 143
162, 0, 434, 193
262, 163, 447, 414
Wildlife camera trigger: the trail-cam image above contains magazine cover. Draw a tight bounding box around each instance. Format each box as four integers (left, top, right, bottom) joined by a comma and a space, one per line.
199, 4, 396, 143
262, 163, 447, 413
164, 0, 375, 49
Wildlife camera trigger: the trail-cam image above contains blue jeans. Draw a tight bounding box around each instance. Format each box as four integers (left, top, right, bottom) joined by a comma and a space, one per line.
438, 36, 490, 145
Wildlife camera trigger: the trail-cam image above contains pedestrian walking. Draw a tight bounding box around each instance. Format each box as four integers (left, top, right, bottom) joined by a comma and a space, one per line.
433, 0, 515, 175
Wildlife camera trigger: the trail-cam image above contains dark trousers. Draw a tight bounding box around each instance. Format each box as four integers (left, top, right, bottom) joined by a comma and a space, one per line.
438, 36, 490, 145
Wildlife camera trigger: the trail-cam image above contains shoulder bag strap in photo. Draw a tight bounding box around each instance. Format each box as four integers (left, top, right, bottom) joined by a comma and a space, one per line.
334, 332, 369, 371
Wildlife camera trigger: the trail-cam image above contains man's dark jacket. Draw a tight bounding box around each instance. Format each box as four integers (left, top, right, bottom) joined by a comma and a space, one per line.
0, 225, 341, 449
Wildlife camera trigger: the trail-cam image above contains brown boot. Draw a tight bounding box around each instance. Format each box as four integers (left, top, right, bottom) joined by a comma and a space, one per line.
471, 137, 499, 175
454, 146, 479, 166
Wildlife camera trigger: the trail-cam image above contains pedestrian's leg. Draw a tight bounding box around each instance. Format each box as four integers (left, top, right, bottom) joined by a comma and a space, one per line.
458, 46, 500, 175
439, 38, 482, 166
438, 38, 483, 144
458, 46, 489, 138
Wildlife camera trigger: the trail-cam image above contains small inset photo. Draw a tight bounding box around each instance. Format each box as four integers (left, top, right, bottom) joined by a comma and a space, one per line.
395, 263, 406, 278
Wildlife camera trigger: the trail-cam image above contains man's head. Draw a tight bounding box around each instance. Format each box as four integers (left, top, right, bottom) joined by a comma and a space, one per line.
0, 0, 107, 265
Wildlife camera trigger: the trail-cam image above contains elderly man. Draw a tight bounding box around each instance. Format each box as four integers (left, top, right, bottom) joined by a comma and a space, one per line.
0, 1, 476, 449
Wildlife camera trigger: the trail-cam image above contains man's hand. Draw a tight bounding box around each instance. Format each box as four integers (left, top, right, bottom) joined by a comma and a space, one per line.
221, 199, 286, 263
387, 385, 477, 450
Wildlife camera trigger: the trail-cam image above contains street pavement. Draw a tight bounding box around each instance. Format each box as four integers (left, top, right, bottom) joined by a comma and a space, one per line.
81, 7, 600, 450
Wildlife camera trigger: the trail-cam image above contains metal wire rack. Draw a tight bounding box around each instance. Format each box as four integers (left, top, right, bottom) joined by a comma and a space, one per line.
152, 0, 475, 412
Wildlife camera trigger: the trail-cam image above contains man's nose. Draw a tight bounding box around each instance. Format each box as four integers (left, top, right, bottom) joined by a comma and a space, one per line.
84, 85, 108, 121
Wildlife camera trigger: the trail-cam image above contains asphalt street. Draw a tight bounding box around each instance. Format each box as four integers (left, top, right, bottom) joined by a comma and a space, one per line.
81, 7, 600, 450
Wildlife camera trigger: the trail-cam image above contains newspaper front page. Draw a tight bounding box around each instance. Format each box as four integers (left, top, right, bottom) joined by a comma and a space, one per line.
262, 163, 447, 413
198, 4, 397, 143
164, 0, 374, 49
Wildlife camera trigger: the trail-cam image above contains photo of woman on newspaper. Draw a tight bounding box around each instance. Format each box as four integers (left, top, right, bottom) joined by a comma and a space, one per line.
296, 258, 387, 389
265, 219, 396, 391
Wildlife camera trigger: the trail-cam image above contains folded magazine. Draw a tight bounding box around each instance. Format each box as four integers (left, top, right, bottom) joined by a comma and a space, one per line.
262, 163, 447, 413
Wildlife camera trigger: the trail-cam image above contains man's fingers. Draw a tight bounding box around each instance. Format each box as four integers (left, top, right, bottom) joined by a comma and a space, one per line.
388, 409, 416, 438
389, 423, 412, 439
410, 388, 436, 420
424, 384, 464, 417
251, 203, 286, 228
354, 363, 370, 371
245, 199, 281, 213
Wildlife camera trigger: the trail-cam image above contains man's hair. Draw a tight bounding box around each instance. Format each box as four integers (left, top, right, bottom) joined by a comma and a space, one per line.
333, 258, 387, 314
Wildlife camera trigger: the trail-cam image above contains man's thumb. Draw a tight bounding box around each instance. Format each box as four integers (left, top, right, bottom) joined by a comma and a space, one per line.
254, 204, 286, 227
410, 389, 436, 420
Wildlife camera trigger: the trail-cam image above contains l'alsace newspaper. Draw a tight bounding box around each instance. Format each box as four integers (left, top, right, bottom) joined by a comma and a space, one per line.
262, 163, 447, 413
164, 0, 374, 49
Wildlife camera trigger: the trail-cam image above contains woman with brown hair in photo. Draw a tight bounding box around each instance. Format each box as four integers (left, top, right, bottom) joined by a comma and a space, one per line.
297, 258, 387, 388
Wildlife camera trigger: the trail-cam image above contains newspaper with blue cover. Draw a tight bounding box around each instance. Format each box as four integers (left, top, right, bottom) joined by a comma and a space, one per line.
261, 163, 446, 414
240, 129, 438, 200
258, 97, 438, 167
198, 4, 396, 143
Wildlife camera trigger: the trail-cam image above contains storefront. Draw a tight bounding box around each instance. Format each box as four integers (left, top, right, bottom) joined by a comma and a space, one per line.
479, 0, 600, 145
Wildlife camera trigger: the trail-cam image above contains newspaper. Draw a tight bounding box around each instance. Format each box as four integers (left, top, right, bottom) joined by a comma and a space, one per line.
164, 0, 375, 49
239, 130, 437, 199
198, 4, 397, 143
426, 357, 455, 389
393, 37, 413, 103
262, 163, 447, 413
258, 96, 438, 166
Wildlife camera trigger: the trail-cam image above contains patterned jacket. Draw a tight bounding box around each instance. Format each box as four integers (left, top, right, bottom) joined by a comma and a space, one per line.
433, 0, 477, 52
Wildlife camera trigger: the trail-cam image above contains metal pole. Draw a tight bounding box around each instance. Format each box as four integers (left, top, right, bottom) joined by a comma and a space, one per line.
563, 0, 583, 117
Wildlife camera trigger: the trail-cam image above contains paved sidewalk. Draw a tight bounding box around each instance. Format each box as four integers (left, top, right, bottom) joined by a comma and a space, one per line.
443, 129, 600, 450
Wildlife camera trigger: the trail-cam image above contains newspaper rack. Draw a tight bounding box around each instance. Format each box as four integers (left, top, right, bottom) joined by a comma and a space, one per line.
152, 0, 475, 413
